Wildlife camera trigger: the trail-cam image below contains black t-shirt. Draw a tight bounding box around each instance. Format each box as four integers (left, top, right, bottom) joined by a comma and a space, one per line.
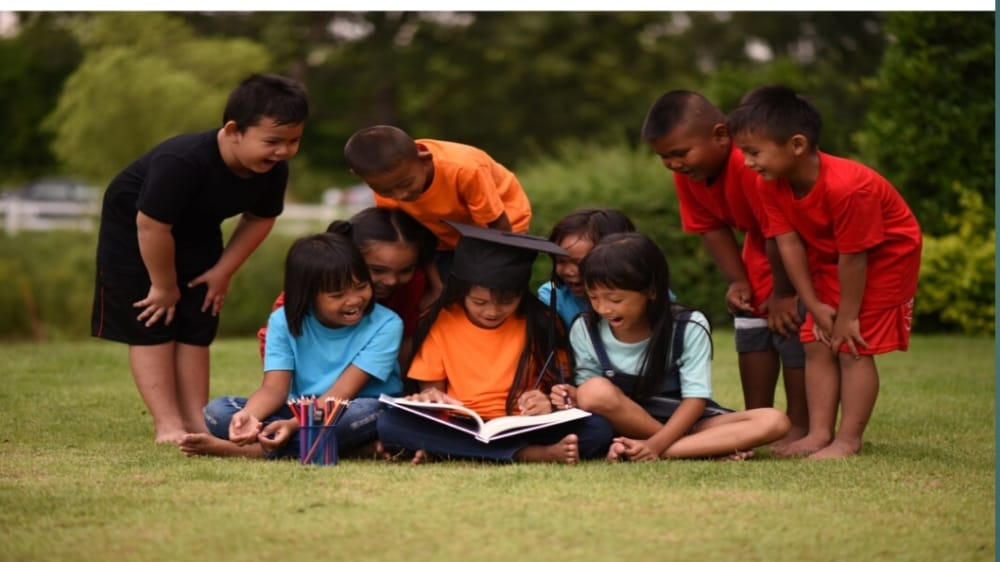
96, 130, 287, 278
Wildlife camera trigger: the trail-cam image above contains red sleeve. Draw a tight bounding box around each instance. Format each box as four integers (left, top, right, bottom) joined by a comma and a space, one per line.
674, 173, 727, 233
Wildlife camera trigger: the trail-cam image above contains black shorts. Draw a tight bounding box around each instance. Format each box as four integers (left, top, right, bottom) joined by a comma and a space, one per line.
91, 266, 219, 346
608, 375, 732, 424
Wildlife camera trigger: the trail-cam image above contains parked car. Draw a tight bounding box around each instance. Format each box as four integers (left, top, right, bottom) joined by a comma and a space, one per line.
2, 177, 100, 203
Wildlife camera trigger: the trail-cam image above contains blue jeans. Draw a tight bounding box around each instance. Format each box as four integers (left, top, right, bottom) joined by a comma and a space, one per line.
376, 408, 614, 463
203, 396, 385, 458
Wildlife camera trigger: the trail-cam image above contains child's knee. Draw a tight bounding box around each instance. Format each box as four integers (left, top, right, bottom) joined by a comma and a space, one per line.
202, 396, 244, 438
758, 408, 792, 439
576, 378, 622, 414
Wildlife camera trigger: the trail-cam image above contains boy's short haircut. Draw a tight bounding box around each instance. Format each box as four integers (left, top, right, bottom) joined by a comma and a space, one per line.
343, 125, 420, 176
726, 85, 822, 147
640, 90, 724, 142
223, 73, 309, 131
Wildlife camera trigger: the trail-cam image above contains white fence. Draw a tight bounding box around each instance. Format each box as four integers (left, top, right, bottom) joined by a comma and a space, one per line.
0, 199, 365, 236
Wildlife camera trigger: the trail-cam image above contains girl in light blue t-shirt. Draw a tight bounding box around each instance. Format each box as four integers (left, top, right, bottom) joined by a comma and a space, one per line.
549, 232, 790, 462
181, 232, 403, 459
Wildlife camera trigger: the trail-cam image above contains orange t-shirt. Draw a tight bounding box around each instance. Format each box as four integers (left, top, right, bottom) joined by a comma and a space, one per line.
408, 303, 529, 420
373, 139, 532, 250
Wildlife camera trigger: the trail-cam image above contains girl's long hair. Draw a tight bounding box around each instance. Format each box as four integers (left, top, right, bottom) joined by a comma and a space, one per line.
413, 277, 571, 415
579, 232, 674, 399
282, 232, 372, 337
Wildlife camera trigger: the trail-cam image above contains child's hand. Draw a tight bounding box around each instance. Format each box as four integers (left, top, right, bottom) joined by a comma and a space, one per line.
229, 411, 263, 445
133, 284, 181, 327
188, 266, 233, 317
257, 419, 297, 453
763, 294, 802, 337
725, 281, 755, 314
830, 316, 867, 359
548, 384, 577, 410
516, 390, 553, 416
408, 387, 462, 406
810, 302, 837, 344
610, 436, 660, 462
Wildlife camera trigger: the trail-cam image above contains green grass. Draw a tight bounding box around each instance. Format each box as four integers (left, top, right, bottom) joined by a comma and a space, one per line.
0, 333, 994, 562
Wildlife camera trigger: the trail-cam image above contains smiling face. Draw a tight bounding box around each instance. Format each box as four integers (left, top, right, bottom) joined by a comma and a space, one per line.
223, 116, 304, 177
312, 278, 373, 328
586, 284, 653, 342
362, 241, 420, 301
733, 130, 801, 181
463, 285, 521, 330
553, 233, 595, 298
648, 120, 730, 183
361, 153, 433, 202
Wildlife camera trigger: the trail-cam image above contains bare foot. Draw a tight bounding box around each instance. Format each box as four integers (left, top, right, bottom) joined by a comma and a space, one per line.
155, 429, 187, 444
772, 434, 831, 458
717, 450, 756, 462
514, 435, 580, 464
606, 440, 628, 462
767, 426, 809, 454
808, 439, 861, 460
411, 449, 430, 466
178, 433, 263, 458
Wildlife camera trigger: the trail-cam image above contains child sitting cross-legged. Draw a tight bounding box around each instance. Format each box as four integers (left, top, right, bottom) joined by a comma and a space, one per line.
550, 232, 790, 461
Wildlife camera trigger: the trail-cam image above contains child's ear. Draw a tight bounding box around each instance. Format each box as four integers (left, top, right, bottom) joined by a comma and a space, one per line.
789, 134, 810, 155
711, 123, 730, 145
221, 120, 241, 139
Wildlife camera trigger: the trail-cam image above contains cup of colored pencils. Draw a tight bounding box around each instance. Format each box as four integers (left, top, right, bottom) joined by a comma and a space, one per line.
288, 397, 350, 466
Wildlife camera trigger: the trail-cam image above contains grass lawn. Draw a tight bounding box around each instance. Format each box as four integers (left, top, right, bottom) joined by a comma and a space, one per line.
0, 333, 994, 562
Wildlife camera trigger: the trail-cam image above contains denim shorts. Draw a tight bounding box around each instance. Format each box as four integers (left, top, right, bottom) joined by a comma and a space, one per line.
734, 316, 806, 369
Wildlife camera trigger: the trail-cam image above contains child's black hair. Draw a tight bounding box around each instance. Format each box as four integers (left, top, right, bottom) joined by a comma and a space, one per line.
223, 73, 309, 131
282, 232, 372, 337
547, 208, 636, 287
343, 125, 420, 176
579, 232, 677, 399
640, 90, 725, 142
326, 207, 436, 268
413, 276, 571, 416
726, 84, 822, 148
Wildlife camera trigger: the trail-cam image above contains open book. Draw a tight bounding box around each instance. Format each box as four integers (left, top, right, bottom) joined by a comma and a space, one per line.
379, 394, 592, 443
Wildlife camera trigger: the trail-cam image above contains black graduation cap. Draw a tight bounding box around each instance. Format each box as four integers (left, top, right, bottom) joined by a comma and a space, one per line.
445, 220, 568, 291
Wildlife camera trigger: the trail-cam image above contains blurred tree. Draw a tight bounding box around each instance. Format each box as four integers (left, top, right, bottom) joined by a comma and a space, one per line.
0, 13, 82, 184
43, 13, 273, 185
855, 12, 994, 234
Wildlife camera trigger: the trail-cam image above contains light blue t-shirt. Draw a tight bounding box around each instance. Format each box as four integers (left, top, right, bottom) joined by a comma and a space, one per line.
264, 303, 404, 399
569, 310, 712, 399
536, 282, 587, 328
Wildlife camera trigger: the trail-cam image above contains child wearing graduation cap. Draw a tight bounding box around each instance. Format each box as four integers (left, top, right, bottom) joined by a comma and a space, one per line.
376, 222, 614, 464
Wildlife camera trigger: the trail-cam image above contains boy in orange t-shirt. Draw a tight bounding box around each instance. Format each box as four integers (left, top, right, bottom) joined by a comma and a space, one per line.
344, 125, 532, 306
728, 85, 922, 460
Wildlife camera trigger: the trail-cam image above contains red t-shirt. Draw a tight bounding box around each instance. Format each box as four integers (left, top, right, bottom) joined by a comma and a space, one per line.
759, 152, 922, 309
674, 146, 772, 315
373, 139, 532, 250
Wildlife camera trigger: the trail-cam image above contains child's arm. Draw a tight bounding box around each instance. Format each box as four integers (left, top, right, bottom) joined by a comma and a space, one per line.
316, 364, 373, 402
774, 231, 835, 337
486, 211, 513, 231
763, 238, 802, 336
188, 212, 276, 316
516, 389, 554, 415
230, 370, 292, 445
134, 211, 180, 327
832, 251, 868, 358
700, 228, 754, 314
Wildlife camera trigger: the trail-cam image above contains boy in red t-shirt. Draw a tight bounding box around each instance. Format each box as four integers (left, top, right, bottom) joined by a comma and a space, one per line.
728, 85, 922, 460
640, 90, 808, 449
344, 125, 533, 306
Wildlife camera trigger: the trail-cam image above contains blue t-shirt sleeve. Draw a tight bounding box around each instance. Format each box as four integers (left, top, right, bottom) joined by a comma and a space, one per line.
263, 308, 295, 373
351, 308, 403, 382
677, 312, 713, 399
569, 317, 603, 385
